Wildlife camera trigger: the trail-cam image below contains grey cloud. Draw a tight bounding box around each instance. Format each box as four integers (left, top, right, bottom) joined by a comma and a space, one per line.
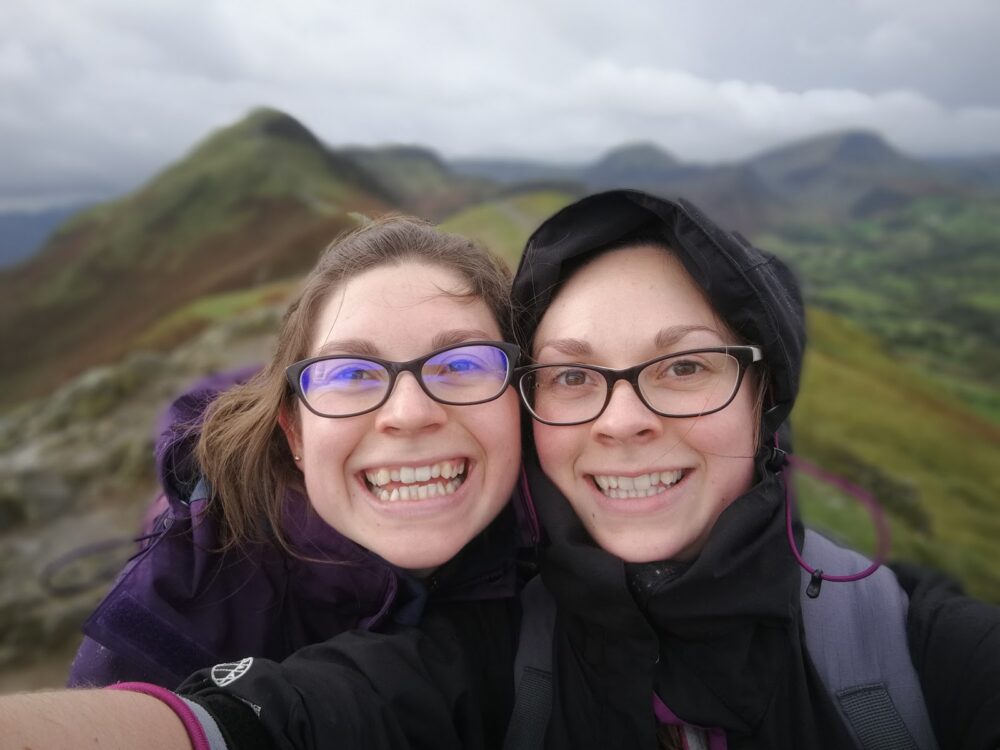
1, 0, 999, 210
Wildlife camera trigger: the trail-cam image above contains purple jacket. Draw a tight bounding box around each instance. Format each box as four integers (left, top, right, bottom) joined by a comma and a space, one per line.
68, 368, 537, 688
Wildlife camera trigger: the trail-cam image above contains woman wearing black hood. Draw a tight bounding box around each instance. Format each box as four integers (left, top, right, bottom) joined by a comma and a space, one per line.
508, 189, 1000, 749
3, 193, 998, 750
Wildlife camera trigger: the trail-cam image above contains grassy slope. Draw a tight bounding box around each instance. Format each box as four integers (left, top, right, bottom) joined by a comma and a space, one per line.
441, 190, 577, 267
0, 109, 390, 406
340, 146, 497, 220
757, 195, 1000, 411
131, 280, 298, 351
793, 309, 1000, 602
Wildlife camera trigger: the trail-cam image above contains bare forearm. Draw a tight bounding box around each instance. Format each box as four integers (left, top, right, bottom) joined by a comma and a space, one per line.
0, 689, 192, 750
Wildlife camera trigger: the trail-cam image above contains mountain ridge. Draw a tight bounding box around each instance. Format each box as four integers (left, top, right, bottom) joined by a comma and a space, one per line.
3, 108, 998, 406
0, 108, 396, 405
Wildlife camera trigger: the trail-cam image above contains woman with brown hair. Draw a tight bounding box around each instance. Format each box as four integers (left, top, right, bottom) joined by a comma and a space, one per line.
67, 215, 532, 688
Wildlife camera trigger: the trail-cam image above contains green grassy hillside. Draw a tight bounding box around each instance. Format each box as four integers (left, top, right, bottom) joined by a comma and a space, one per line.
0, 109, 395, 406
792, 309, 1000, 602
758, 195, 1000, 421
441, 190, 577, 266
341, 145, 497, 220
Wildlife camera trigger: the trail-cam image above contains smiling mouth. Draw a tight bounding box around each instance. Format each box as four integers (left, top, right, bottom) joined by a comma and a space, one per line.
363, 459, 468, 502
589, 470, 685, 499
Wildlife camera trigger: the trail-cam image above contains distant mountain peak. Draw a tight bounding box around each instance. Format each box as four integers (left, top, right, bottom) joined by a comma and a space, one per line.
825, 130, 903, 164
594, 141, 680, 170
753, 129, 908, 171
225, 106, 323, 149
584, 141, 682, 188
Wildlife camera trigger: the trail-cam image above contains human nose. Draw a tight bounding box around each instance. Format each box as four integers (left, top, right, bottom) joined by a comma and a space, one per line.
591, 380, 662, 443
374, 372, 447, 432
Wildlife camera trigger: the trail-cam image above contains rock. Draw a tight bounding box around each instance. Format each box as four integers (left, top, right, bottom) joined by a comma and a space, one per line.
0, 302, 281, 684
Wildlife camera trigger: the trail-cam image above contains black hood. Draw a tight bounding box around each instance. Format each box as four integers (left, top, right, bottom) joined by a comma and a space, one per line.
511, 189, 805, 438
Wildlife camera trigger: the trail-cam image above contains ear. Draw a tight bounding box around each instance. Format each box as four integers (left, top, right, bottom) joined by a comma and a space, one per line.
278, 405, 304, 472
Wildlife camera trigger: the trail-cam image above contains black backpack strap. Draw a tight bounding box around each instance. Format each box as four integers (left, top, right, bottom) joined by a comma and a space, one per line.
800, 530, 939, 750
505, 576, 556, 750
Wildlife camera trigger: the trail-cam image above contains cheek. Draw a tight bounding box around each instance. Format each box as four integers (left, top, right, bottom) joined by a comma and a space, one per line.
533, 423, 580, 484
688, 396, 758, 495
299, 416, 360, 482
479, 392, 523, 469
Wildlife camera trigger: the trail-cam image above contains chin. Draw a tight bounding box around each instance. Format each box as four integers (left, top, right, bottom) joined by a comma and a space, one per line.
594, 531, 689, 565
381, 539, 463, 574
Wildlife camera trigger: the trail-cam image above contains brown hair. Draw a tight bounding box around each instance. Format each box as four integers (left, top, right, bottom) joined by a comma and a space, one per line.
196, 215, 513, 550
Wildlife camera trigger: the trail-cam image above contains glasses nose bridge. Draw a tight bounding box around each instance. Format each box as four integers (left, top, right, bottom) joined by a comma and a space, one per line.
385, 358, 435, 402
596, 366, 650, 418
604, 365, 645, 400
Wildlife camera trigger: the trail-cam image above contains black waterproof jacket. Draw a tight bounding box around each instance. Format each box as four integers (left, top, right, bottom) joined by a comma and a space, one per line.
509, 190, 1000, 749
174, 191, 999, 749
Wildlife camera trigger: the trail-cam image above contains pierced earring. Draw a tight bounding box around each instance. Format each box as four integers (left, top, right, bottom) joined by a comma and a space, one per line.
293, 455, 302, 462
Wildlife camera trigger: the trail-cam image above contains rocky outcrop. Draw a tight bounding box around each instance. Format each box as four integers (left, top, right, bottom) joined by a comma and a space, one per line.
0, 304, 281, 688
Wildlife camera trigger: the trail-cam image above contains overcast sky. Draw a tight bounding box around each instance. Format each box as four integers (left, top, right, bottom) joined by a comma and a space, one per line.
2, 0, 1000, 210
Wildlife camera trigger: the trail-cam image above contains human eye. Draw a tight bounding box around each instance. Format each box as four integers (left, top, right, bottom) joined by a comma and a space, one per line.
305, 359, 384, 390
536, 366, 600, 394
645, 352, 725, 390
665, 359, 705, 378
425, 345, 508, 384
442, 356, 484, 374
552, 368, 592, 387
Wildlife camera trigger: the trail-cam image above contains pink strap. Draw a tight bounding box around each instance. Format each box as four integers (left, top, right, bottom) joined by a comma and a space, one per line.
653, 693, 728, 750
107, 682, 210, 750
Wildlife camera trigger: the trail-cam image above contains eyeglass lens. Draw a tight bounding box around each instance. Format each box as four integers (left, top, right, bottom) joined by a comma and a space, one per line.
522, 350, 742, 424
299, 344, 512, 416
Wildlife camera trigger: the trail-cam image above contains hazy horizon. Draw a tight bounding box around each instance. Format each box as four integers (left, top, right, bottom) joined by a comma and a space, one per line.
3, 0, 1000, 211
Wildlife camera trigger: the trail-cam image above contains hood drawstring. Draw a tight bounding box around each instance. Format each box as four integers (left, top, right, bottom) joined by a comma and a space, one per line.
779, 441, 892, 597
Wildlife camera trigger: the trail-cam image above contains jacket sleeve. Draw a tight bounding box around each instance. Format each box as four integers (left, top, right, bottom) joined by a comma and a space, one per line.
176, 599, 517, 750
894, 562, 1000, 749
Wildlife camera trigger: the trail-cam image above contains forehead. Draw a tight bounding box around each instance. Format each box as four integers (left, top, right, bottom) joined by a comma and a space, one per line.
312, 261, 500, 353
534, 245, 725, 356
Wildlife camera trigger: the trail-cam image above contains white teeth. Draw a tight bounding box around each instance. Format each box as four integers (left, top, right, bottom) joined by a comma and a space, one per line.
661, 470, 682, 486
365, 461, 466, 487
592, 470, 684, 498
607, 487, 664, 499
366, 461, 468, 501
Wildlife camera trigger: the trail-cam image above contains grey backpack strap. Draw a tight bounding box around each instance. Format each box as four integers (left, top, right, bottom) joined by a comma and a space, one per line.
800, 529, 939, 750
504, 576, 556, 750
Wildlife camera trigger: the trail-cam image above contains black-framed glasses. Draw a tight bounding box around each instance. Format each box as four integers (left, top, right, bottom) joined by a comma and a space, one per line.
516, 345, 762, 426
286, 341, 520, 418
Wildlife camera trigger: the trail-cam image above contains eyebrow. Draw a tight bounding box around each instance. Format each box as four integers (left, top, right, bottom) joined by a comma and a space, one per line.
654, 325, 721, 349
314, 338, 381, 358
314, 329, 495, 359
536, 325, 722, 360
